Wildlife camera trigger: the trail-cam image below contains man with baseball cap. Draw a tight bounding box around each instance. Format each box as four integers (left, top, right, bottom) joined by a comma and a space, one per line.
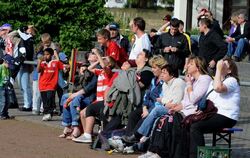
108, 22, 130, 55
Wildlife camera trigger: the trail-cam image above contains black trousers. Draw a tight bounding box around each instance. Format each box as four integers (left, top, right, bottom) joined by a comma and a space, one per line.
125, 107, 143, 136
41, 90, 56, 115
189, 114, 237, 158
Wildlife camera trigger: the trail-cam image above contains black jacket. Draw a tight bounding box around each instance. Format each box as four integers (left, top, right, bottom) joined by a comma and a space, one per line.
198, 30, 227, 64
154, 31, 190, 70
231, 21, 250, 41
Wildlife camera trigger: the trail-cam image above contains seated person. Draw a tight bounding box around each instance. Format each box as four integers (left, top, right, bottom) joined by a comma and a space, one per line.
72, 48, 117, 143
141, 56, 212, 158
226, 13, 250, 62
59, 62, 97, 139
122, 55, 167, 141
123, 64, 186, 143
189, 58, 240, 158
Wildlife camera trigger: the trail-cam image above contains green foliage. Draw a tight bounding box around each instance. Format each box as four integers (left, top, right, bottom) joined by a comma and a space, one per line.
0, 0, 113, 54
127, 0, 174, 8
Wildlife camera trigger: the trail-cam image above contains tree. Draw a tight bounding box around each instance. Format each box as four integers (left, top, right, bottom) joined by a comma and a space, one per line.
127, 0, 174, 8
0, 0, 113, 54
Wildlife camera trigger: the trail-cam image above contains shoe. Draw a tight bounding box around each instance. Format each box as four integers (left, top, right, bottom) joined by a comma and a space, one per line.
19, 107, 32, 112
42, 114, 52, 121
32, 110, 40, 115
72, 134, 92, 143
148, 153, 161, 158
122, 135, 139, 143
0, 115, 15, 120
232, 56, 240, 62
138, 151, 155, 158
123, 146, 134, 154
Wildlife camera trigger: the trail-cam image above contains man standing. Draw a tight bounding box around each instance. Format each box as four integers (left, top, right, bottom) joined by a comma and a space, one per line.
154, 18, 190, 72
108, 22, 130, 55
198, 18, 227, 74
129, 17, 151, 60
226, 13, 250, 62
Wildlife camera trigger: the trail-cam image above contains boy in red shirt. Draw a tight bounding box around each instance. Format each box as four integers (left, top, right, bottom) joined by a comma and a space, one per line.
37, 48, 64, 121
96, 29, 128, 67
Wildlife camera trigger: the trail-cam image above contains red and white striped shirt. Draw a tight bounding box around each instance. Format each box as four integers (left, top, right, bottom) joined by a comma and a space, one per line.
94, 67, 112, 101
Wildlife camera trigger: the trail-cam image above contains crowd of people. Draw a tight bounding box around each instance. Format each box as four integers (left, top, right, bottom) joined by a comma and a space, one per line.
0, 8, 246, 158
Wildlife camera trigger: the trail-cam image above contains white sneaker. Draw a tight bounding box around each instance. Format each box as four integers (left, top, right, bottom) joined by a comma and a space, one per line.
138, 151, 155, 158
42, 114, 52, 121
72, 134, 92, 143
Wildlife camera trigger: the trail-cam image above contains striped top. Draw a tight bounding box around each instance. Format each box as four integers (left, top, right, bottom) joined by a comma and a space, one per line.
94, 68, 112, 101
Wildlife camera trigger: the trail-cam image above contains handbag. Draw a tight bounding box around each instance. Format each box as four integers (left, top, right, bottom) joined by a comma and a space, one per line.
181, 99, 218, 128
197, 89, 214, 111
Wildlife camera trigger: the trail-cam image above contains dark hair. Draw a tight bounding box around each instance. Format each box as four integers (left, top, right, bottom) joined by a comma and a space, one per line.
142, 49, 152, 59
199, 18, 212, 28
161, 64, 179, 78
150, 28, 157, 33
43, 47, 54, 55
170, 18, 180, 28
96, 29, 110, 40
179, 20, 184, 26
223, 58, 240, 83
133, 17, 146, 31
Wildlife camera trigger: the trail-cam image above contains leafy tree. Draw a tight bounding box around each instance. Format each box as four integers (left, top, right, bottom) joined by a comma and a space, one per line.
0, 0, 113, 54
127, 0, 174, 8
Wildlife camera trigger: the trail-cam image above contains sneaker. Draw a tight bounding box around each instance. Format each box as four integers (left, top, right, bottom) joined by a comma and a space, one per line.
0, 115, 15, 120
72, 134, 92, 143
32, 110, 40, 115
148, 153, 161, 158
123, 146, 134, 154
42, 114, 52, 121
138, 151, 155, 158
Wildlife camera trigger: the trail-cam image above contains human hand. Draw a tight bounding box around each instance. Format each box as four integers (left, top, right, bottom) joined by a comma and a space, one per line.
216, 59, 224, 71
209, 60, 216, 68
163, 46, 171, 53
141, 108, 149, 118
170, 47, 178, 52
156, 98, 162, 103
185, 74, 192, 83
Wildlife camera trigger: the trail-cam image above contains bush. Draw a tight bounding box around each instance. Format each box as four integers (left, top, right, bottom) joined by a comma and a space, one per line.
0, 0, 113, 55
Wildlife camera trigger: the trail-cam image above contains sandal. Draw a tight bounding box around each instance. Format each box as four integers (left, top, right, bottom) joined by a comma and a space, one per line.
58, 127, 72, 138
66, 127, 81, 140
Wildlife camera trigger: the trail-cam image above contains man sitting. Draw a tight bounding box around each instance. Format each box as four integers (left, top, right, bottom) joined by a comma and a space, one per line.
226, 13, 250, 62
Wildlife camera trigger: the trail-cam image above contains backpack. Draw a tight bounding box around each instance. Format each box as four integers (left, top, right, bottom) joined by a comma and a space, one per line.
148, 115, 173, 158
18, 37, 34, 61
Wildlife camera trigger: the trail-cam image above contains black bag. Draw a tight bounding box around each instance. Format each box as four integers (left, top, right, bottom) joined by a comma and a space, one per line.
6, 82, 18, 109
148, 115, 173, 158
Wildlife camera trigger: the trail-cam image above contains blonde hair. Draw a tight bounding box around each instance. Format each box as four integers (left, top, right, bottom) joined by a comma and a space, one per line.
41, 33, 51, 42
149, 55, 167, 68
230, 15, 238, 25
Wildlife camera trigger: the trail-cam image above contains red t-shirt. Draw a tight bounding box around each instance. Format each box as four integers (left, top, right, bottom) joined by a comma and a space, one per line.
39, 60, 64, 91
106, 41, 128, 67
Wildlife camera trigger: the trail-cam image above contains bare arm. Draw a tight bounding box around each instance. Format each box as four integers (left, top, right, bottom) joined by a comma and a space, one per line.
213, 60, 228, 93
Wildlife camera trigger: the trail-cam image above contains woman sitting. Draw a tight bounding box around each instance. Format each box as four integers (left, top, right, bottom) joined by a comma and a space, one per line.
189, 58, 240, 158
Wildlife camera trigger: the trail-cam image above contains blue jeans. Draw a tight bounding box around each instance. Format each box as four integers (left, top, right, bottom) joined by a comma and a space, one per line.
17, 66, 32, 108
0, 86, 9, 117
137, 105, 168, 136
227, 38, 249, 57
62, 94, 91, 127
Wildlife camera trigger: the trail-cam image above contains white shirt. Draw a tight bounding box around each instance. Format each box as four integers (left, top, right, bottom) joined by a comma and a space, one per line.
161, 78, 186, 105
207, 77, 240, 121
240, 23, 245, 35
129, 33, 151, 60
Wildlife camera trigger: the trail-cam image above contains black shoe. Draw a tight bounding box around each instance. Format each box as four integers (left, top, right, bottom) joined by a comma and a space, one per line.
0, 115, 15, 120
19, 107, 32, 112
122, 135, 139, 143
233, 56, 240, 62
